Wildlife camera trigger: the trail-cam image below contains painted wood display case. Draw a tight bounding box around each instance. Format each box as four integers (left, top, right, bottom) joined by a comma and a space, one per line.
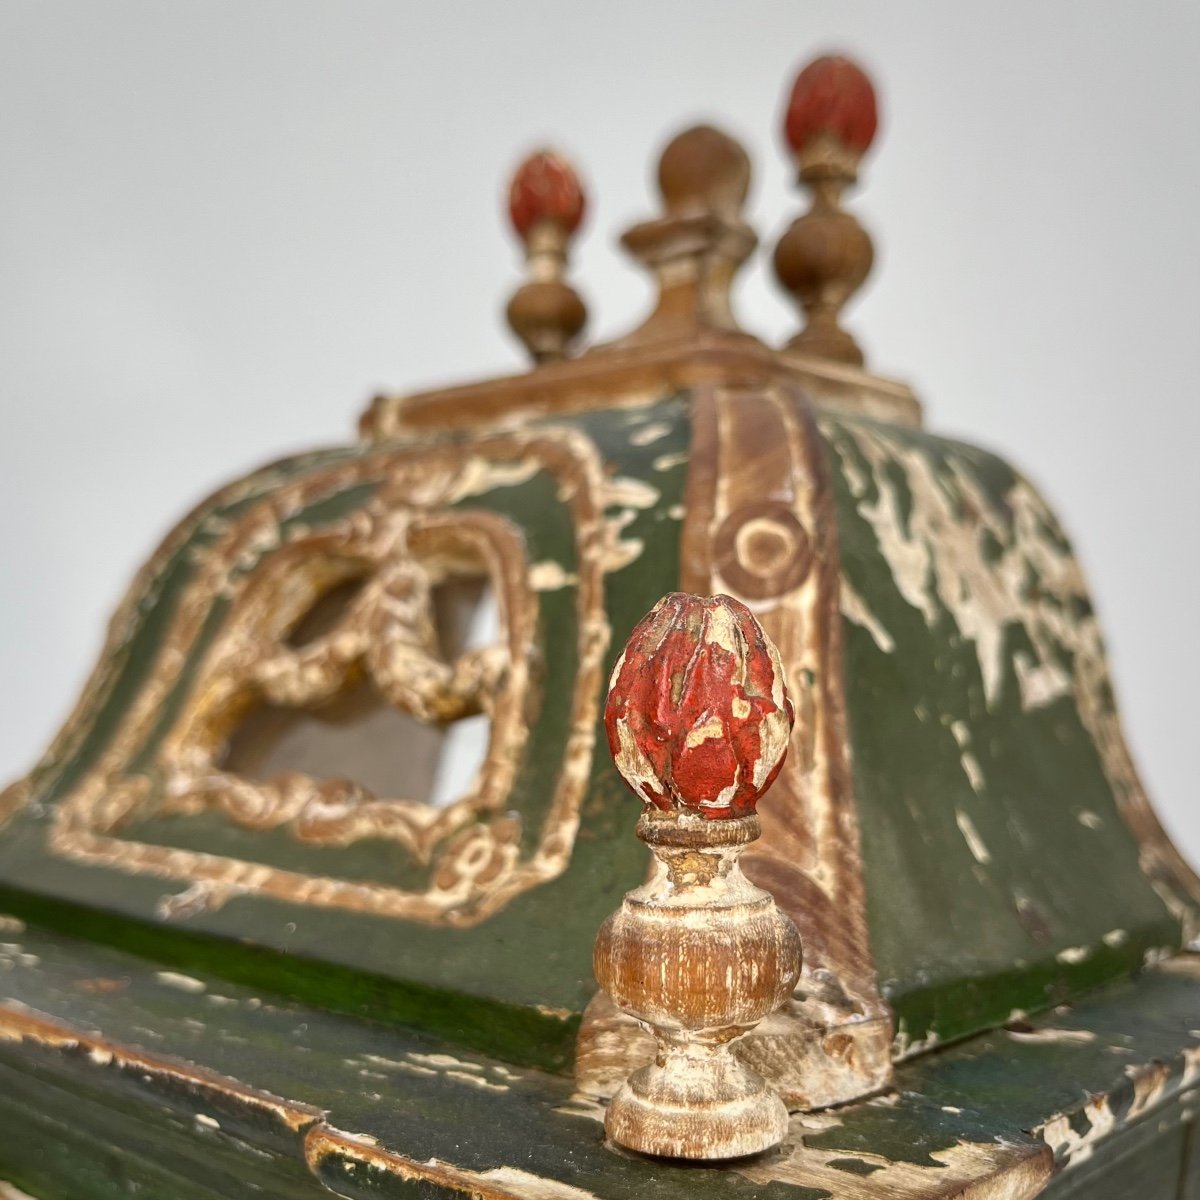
0, 54, 1197, 1200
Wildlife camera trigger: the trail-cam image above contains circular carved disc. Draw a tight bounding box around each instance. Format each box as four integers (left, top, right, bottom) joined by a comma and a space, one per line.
714, 502, 813, 599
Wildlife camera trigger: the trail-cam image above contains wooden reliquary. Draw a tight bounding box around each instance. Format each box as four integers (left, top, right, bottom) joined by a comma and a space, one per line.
0, 52, 1197, 1200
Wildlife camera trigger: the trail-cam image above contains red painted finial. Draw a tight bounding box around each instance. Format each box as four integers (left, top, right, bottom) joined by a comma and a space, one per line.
773, 53, 880, 365
596, 593, 803, 1158
507, 149, 586, 242
604, 593, 794, 820
783, 54, 878, 159
504, 148, 589, 362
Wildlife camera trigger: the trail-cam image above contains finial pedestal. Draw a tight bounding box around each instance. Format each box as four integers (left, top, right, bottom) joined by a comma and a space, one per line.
602, 125, 758, 350
594, 810, 801, 1160
595, 592, 801, 1161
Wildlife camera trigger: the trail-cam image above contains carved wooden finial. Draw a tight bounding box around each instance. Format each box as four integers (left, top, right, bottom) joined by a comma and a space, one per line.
608, 125, 758, 347
505, 149, 588, 363
594, 593, 802, 1161
773, 54, 879, 366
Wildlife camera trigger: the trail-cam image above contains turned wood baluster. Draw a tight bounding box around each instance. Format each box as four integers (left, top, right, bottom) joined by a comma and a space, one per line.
773, 54, 879, 367
594, 592, 802, 1161
505, 149, 588, 362
611, 124, 758, 347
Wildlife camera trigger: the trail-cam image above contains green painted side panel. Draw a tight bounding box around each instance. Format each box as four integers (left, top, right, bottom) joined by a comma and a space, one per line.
0, 1066, 325, 1199
819, 413, 1197, 1049
2, 921, 1199, 1198
0, 396, 692, 1068
0, 925, 834, 1200
0, 883, 579, 1072
1040, 1112, 1192, 1200
1184, 1121, 1200, 1200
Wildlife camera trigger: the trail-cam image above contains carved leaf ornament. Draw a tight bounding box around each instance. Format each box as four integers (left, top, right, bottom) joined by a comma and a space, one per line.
603, 592, 794, 819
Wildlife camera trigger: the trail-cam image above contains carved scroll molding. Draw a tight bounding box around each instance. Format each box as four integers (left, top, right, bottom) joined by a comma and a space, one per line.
35, 430, 615, 928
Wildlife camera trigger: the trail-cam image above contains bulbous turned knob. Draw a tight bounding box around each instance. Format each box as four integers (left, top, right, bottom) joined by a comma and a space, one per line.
657, 124, 751, 221
504, 149, 588, 363
773, 54, 879, 366
594, 593, 802, 1161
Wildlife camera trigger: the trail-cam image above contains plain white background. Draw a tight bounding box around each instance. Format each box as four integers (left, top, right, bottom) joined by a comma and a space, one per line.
1, 3, 1197, 864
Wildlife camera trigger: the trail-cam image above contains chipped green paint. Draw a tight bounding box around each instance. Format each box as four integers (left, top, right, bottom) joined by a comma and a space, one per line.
0, 883, 580, 1072
0, 395, 692, 1070
819, 412, 1198, 1052
0, 924, 838, 1200
2, 920, 1197, 1198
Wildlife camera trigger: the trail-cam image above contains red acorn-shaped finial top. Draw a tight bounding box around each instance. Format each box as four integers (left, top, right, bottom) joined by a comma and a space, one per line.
504, 148, 589, 362
507, 149, 587, 243
604, 593, 794, 820
783, 54, 878, 160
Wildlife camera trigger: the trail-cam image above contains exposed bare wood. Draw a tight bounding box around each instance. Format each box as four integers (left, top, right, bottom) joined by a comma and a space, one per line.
594, 594, 803, 1160
736, 1112, 1052, 1200
594, 124, 759, 352
359, 337, 922, 444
